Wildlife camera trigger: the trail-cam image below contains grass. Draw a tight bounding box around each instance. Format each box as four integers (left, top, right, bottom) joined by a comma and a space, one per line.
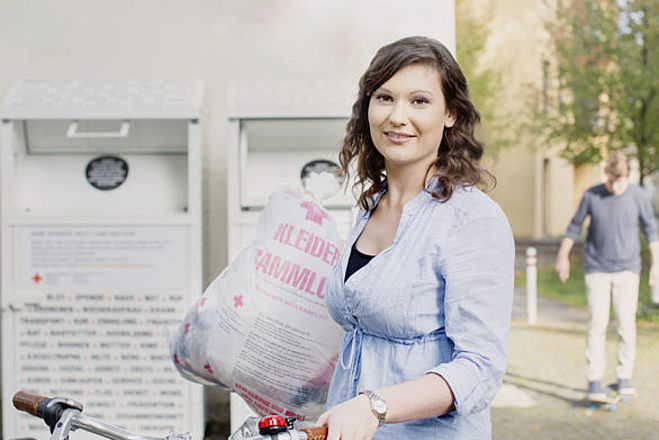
515, 240, 659, 322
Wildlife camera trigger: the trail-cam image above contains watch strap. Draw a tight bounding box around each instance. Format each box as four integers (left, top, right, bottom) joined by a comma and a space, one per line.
359, 389, 387, 426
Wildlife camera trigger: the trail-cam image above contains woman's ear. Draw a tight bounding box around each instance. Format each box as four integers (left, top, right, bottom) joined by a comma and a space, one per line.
444, 110, 456, 128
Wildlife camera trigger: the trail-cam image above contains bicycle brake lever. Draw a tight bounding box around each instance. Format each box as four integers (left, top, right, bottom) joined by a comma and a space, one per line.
49, 409, 79, 440
46, 397, 83, 412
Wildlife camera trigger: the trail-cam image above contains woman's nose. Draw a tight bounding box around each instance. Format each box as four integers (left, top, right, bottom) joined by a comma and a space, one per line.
388, 102, 408, 126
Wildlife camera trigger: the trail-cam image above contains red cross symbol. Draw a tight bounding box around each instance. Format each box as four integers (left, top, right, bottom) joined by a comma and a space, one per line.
234, 294, 243, 308
203, 362, 214, 375
199, 297, 207, 307
300, 200, 330, 226
32, 273, 42, 284
284, 188, 298, 198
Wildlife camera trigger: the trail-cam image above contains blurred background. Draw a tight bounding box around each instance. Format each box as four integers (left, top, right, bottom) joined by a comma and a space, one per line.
0, 0, 657, 439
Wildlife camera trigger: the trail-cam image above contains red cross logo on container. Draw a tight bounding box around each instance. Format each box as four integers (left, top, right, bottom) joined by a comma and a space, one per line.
32, 273, 42, 284
300, 200, 329, 226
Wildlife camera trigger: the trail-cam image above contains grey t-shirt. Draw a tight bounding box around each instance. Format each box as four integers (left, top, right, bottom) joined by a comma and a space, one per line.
565, 183, 658, 274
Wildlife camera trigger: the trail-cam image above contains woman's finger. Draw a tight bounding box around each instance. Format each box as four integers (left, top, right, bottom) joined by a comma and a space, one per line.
316, 411, 329, 426
326, 424, 341, 440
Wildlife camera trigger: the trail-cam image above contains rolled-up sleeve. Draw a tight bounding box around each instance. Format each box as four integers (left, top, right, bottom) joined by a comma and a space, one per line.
565, 192, 590, 240
426, 209, 515, 415
638, 189, 658, 243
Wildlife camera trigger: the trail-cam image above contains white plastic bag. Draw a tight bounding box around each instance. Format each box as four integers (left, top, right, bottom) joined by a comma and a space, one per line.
169, 186, 343, 420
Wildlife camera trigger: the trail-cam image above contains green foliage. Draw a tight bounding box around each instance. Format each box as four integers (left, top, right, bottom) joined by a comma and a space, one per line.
537, 0, 658, 179
614, 0, 659, 179
455, 0, 515, 156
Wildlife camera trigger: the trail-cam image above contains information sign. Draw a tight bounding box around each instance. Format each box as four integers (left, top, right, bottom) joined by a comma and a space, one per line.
9, 226, 194, 438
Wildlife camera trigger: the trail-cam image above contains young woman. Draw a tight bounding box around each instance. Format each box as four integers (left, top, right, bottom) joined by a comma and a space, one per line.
317, 36, 515, 439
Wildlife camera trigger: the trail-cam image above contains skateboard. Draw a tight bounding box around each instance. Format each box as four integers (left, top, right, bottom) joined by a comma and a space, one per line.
587, 393, 623, 411
586, 385, 632, 412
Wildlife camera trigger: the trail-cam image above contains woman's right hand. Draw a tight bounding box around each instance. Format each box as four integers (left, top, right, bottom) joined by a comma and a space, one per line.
317, 394, 379, 440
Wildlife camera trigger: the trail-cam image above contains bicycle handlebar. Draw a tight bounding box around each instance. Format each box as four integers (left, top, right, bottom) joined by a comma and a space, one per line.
13, 390, 327, 440
13, 391, 49, 418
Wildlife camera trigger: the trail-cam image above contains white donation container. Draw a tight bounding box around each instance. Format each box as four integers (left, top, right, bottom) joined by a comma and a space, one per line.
227, 94, 356, 429
1, 80, 204, 440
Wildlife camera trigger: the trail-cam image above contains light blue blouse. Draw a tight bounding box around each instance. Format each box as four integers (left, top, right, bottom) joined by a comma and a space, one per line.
325, 185, 515, 439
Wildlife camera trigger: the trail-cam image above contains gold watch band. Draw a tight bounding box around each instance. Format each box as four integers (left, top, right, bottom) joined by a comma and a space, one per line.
359, 389, 387, 426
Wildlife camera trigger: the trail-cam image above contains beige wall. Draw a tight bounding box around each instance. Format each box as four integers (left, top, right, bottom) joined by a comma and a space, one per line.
469, 0, 553, 238
0, 0, 456, 284
544, 157, 575, 236
473, 0, 608, 239
573, 162, 602, 211
486, 150, 539, 238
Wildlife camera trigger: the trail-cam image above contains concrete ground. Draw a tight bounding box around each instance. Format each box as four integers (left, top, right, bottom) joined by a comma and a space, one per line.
493, 289, 659, 440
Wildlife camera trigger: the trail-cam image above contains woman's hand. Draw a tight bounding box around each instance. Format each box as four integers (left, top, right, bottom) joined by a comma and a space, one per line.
317, 394, 379, 440
316, 374, 454, 439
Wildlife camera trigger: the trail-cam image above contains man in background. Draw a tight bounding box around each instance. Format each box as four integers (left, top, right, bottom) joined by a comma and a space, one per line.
555, 152, 658, 400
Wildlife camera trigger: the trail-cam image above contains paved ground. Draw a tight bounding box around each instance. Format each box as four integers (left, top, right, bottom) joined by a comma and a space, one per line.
493, 289, 659, 440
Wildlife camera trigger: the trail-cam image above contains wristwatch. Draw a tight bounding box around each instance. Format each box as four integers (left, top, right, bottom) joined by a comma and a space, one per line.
359, 389, 387, 426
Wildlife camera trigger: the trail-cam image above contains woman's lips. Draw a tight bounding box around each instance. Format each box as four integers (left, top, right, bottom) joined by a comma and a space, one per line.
384, 131, 415, 144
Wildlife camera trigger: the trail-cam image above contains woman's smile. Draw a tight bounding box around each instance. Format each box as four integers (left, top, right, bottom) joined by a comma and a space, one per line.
383, 130, 416, 144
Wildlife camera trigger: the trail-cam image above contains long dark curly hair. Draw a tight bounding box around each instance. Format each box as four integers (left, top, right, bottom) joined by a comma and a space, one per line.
340, 36, 495, 210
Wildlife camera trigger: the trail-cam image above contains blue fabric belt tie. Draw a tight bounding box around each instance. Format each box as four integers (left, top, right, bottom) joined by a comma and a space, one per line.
339, 326, 363, 396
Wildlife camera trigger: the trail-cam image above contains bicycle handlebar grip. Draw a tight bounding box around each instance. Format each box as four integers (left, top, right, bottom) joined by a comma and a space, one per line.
13, 391, 49, 417
300, 426, 328, 440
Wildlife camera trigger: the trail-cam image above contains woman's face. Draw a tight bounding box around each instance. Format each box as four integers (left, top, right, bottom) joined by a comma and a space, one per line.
367, 63, 455, 172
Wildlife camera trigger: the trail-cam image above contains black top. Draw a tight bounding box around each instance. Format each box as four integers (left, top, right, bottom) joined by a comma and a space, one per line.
344, 241, 375, 281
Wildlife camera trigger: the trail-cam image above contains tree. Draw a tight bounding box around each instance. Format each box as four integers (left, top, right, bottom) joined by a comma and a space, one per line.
540, 0, 658, 180
614, 0, 658, 179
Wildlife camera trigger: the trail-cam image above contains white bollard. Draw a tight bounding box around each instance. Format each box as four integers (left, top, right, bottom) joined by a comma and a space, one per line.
526, 247, 538, 324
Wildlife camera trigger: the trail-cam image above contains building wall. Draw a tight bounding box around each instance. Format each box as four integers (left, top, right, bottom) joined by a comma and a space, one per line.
485, 150, 540, 238
545, 157, 575, 236
574, 162, 603, 211
467, 0, 554, 238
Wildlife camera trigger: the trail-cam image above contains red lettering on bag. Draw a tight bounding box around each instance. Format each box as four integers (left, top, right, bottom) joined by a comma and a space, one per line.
255, 250, 328, 299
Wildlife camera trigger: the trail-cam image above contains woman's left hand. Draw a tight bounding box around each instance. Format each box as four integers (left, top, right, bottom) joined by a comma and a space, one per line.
317, 394, 379, 440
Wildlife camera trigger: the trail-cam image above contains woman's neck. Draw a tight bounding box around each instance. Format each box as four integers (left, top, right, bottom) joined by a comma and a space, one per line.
382, 162, 433, 209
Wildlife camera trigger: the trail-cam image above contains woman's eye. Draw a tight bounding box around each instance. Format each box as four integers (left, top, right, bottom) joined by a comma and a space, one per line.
412, 97, 429, 105
374, 94, 393, 103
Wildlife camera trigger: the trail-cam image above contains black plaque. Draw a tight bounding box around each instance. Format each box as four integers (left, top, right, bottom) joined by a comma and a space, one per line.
85, 156, 129, 190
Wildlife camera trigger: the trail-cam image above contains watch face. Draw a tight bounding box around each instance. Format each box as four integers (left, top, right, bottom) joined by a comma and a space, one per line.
373, 400, 387, 413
